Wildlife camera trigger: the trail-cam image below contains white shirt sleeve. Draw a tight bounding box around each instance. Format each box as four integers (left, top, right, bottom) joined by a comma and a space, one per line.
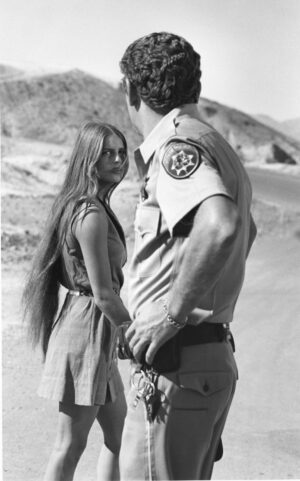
156, 142, 233, 234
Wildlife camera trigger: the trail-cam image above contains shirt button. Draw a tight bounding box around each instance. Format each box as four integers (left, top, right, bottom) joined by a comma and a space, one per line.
203, 382, 209, 393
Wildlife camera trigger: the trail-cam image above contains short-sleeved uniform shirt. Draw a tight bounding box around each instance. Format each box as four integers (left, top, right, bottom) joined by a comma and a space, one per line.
128, 104, 255, 325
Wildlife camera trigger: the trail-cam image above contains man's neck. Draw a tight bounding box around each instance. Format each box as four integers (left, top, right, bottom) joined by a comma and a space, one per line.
137, 103, 164, 138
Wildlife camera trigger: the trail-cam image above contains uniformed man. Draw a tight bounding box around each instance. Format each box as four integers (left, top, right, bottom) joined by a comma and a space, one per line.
118, 32, 257, 480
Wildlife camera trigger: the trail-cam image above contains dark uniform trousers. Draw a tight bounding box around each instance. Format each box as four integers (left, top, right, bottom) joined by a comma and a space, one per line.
120, 339, 237, 480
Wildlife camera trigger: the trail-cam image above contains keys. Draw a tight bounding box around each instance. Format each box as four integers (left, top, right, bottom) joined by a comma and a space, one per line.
133, 381, 155, 408
132, 369, 157, 415
145, 389, 162, 421
133, 390, 143, 408
131, 368, 166, 421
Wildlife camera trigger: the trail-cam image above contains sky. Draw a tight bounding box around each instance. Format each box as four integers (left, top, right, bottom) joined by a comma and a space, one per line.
0, 0, 299, 121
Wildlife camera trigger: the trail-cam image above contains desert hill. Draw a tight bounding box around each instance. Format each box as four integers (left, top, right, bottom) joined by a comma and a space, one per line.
198, 99, 300, 166
282, 117, 300, 142
0, 68, 142, 150
0, 64, 25, 80
1, 66, 300, 169
0, 68, 144, 189
256, 114, 300, 143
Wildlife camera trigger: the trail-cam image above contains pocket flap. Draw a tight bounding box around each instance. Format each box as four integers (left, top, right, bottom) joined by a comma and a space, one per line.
178, 371, 232, 396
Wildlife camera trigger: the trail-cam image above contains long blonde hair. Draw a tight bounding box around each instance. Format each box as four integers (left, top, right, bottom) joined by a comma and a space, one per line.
22, 121, 128, 356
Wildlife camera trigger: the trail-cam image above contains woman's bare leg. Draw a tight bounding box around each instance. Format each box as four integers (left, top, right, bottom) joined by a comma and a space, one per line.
96, 390, 127, 481
44, 402, 99, 481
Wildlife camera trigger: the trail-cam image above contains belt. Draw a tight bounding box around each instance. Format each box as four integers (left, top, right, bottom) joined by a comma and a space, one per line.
149, 322, 234, 373
179, 322, 230, 346
68, 287, 120, 297
68, 289, 93, 297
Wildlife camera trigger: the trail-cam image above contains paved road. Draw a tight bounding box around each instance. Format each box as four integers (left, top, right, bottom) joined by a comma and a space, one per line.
213, 235, 300, 479
248, 167, 300, 211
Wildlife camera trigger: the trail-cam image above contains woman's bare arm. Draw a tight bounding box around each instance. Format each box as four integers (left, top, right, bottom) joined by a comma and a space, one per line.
75, 206, 131, 327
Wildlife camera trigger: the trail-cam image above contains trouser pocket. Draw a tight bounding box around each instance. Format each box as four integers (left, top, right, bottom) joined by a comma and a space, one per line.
163, 370, 236, 480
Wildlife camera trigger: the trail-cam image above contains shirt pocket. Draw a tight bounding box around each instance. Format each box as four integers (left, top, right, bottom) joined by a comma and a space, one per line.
134, 205, 161, 277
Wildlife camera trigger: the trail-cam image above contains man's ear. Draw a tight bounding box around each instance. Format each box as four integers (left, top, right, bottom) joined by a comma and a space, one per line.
128, 81, 141, 111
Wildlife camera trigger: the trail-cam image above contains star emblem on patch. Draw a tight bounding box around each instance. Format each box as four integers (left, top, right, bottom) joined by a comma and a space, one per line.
162, 142, 201, 179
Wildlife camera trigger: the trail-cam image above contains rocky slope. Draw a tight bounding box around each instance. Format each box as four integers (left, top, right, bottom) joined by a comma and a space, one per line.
197, 99, 300, 166
0, 68, 141, 150
255, 114, 300, 143
282, 117, 300, 142
0, 64, 25, 79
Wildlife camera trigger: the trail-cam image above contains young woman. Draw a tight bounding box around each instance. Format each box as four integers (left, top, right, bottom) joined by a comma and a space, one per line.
23, 121, 131, 481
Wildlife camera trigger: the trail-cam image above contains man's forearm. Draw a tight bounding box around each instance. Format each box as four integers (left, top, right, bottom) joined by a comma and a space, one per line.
168, 197, 240, 323
126, 196, 241, 365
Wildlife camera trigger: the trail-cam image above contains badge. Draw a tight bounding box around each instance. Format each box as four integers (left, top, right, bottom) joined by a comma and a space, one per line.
162, 142, 201, 179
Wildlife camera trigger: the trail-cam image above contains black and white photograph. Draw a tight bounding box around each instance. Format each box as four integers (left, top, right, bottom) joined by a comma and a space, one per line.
1, 0, 300, 480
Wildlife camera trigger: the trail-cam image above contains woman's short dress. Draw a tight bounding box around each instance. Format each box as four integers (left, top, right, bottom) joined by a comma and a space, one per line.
38, 201, 127, 406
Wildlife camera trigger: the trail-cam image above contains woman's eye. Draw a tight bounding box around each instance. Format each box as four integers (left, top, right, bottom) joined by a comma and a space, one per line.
101, 150, 127, 161
102, 151, 112, 158
119, 151, 127, 162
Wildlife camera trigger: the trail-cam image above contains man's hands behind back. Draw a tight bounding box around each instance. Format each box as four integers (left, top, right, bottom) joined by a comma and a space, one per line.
125, 299, 179, 365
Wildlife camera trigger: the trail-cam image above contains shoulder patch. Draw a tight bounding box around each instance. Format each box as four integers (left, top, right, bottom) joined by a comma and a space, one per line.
162, 142, 201, 179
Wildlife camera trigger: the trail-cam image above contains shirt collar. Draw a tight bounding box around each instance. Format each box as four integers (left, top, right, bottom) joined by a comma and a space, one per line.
134, 103, 201, 170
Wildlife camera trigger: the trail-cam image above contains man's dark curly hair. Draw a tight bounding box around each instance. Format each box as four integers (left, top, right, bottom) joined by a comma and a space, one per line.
120, 32, 201, 115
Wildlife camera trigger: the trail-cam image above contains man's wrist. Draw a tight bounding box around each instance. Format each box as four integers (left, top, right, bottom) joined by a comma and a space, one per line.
162, 303, 188, 330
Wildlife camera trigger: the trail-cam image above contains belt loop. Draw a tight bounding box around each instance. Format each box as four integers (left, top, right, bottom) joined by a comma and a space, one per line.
224, 324, 235, 352
223, 323, 230, 338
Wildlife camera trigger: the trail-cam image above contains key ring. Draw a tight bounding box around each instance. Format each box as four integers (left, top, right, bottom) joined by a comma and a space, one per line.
132, 370, 147, 390
132, 370, 155, 398
137, 377, 155, 398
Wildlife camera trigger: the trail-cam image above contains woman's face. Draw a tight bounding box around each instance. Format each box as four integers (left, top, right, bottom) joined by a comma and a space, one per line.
96, 133, 127, 186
